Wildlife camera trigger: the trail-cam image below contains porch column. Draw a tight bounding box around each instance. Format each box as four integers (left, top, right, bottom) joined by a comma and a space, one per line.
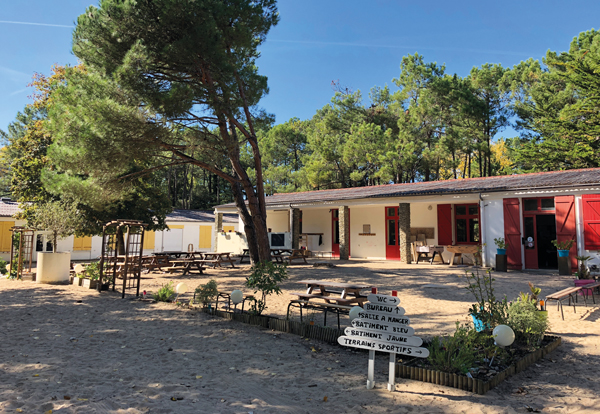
214, 212, 223, 252
398, 203, 411, 264
339, 206, 350, 260
290, 208, 300, 250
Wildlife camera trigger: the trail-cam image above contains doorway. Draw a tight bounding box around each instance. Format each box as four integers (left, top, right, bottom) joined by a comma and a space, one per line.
523, 198, 557, 269
331, 209, 350, 257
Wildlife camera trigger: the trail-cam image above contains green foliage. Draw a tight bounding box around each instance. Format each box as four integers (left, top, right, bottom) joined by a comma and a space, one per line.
28, 200, 85, 252
494, 237, 507, 249
0, 259, 7, 275
245, 261, 288, 315
153, 282, 175, 302
84, 262, 101, 281
427, 323, 478, 374
194, 279, 218, 306
552, 239, 574, 251
508, 297, 549, 347
575, 255, 593, 279
462, 268, 509, 330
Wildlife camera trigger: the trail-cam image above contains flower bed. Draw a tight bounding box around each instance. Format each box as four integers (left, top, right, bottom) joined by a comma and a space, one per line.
396, 335, 561, 394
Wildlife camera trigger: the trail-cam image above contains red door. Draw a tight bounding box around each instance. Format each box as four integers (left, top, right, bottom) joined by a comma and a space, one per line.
582, 194, 600, 250
385, 207, 401, 260
555, 195, 578, 270
503, 198, 523, 270
437, 204, 453, 245
332, 209, 339, 257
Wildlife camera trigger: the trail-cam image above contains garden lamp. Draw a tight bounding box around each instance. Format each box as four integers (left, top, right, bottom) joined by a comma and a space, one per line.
490, 324, 515, 367
231, 289, 243, 312
175, 283, 189, 303
349, 306, 362, 322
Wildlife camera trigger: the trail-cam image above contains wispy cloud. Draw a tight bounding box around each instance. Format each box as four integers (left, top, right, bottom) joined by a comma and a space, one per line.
268, 39, 532, 58
9, 88, 28, 97
0, 66, 31, 82
0, 20, 73, 28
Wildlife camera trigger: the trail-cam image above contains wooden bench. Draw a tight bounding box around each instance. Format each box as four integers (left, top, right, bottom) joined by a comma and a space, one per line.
545, 286, 584, 320
166, 259, 205, 275
287, 299, 353, 329
580, 281, 600, 304
285, 249, 308, 265
313, 251, 334, 259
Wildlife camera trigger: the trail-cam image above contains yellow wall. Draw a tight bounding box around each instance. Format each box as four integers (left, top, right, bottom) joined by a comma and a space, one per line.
0, 221, 14, 252
223, 225, 235, 233
199, 226, 212, 249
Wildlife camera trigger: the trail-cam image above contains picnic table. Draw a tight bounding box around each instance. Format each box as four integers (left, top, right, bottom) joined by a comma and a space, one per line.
239, 248, 297, 264
202, 252, 236, 268
288, 279, 372, 328
165, 258, 205, 275
445, 245, 481, 266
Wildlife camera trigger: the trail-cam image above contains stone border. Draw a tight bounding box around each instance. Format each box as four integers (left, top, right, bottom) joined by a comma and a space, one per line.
199, 307, 561, 395
396, 335, 562, 395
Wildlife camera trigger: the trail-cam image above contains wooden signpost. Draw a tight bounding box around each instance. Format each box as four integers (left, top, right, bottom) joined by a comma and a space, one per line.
338, 290, 428, 391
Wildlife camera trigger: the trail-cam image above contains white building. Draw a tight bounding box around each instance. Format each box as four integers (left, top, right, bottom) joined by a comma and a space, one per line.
214, 169, 600, 271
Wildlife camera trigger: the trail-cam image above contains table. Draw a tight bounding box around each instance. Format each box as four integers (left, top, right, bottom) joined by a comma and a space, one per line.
239, 248, 294, 264
166, 259, 205, 275
288, 280, 372, 328
414, 245, 445, 264
445, 245, 482, 266
313, 251, 334, 259
202, 252, 236, 268
293, 280, 371, 306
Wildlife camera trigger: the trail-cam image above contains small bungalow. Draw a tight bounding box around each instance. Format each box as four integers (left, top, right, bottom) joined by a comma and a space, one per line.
214, 168, 600, 270
0, 205, 238, 262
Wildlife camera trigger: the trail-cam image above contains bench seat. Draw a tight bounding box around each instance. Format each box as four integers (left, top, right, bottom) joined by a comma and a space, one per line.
546, 286, 584, 320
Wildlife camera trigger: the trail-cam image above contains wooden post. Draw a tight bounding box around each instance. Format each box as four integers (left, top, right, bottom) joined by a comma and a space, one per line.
387, 352, 396, 392
367, 350, 375, 389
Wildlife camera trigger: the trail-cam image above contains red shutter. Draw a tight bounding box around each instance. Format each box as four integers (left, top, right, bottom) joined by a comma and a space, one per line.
583, 194, 600, 250
503, 198, 522, 269
555, 195, 578, 270
437, 204, 452, 245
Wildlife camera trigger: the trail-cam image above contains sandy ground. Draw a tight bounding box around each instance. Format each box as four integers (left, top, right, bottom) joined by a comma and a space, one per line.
1, 259, 599, 413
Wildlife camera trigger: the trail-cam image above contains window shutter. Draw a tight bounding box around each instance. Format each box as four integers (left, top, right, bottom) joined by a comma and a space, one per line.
583, 194, 600, 250
223, 225, 235, 233
143, 231, 155, 250
199, 226, 211, 249
555, 195, 578, 270
0, 222, 14, 252
437, 204, 452, 245
73, 236, 92, 251
503, 198, 522, 269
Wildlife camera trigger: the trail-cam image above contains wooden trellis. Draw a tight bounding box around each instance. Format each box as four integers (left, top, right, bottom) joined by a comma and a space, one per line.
9, 227, 34, 280
99, 220, 147, 298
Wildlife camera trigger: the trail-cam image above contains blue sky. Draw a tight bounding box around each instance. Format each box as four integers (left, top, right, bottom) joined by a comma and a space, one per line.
1, 0, 599, 139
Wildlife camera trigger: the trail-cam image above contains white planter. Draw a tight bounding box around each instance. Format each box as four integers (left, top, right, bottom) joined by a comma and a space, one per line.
36, 252, 71, 284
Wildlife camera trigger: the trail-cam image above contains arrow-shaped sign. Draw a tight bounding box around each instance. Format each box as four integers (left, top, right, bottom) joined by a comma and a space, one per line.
345, 327, 423, 346
356, 311, 411, 325
351, 319, 415, 336
367, 293, 400, 306
364, 303, 405, 316
338, 336, 429, 358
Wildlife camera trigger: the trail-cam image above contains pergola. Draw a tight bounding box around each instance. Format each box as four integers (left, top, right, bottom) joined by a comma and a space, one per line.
99, 220, 147, 298
9, 227, 34, 280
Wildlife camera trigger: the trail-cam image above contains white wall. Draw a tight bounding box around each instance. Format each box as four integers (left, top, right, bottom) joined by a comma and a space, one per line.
266, 211, 289, 232
350, 205, 385, 259
217, 232, 247, 254
301, 209, 332, 253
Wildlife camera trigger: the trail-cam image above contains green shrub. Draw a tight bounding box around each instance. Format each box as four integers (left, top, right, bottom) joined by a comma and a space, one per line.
84, 262, 101, 281
0, 259, 7, 275
427, 323, 479, 374
153, 282, 175, 302
194, 279, 218, 306
245, 261, 288, 315
508, 297, 549, 347
462, 268, 509, 330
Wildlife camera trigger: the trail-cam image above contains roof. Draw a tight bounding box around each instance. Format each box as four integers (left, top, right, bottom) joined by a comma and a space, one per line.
215, 168, 600, 209
166, 209, 237, 223
0, 200, 20, 217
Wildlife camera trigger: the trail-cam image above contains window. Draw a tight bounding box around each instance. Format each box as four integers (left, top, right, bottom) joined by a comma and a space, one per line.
523, 198, 555, 212
73, 236, 92, 251
455, 204, 480, 244
36, 233, 54, 252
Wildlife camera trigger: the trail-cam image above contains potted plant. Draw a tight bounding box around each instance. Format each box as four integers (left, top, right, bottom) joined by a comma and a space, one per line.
552, 239, 574, 257
574, 255, 595, 295
494, 237, 507, 255
81, 262, 101, 289
29, 200, 84, 284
